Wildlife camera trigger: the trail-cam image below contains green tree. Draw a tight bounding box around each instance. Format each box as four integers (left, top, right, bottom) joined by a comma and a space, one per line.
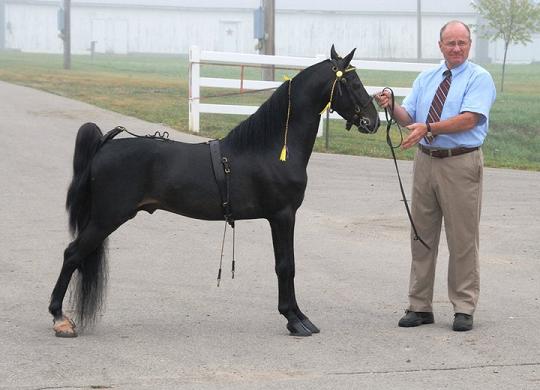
471, 0, 540, 92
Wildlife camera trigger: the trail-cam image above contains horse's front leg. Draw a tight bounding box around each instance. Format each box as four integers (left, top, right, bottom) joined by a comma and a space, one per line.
269, 210, 320, 336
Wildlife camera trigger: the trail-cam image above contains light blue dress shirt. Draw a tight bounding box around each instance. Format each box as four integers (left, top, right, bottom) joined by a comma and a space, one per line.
402, 60, 497, 149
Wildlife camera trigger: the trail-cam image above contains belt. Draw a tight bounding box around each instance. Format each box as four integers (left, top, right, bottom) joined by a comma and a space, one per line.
419, 144, 479, 158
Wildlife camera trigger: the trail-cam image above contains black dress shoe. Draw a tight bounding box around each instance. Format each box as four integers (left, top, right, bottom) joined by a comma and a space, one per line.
398, 310, 434, 327
453, 313, 473, 331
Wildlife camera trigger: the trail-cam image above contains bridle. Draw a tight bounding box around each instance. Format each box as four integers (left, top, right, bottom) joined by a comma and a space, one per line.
327, 59, 376, 134
279, 59, 376, 162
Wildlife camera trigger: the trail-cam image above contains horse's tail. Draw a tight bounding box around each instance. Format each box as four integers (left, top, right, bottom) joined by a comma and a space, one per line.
66, 122, 103, 235
66, 122, 108, 329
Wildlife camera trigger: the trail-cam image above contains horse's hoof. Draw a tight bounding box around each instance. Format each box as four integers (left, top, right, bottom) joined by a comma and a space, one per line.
287, 320, 312, 337
55, 329, 78, 338
301, 317, 320, 334
53, 316, 78, 338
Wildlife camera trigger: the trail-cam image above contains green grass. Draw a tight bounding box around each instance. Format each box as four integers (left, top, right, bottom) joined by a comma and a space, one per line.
1, 51, 539, 170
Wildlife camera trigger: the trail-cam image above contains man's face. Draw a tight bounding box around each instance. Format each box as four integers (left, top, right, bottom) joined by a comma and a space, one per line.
439, 23, 471, 69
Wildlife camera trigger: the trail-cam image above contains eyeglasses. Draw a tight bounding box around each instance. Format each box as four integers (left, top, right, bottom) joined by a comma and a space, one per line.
442, 40, 470, 48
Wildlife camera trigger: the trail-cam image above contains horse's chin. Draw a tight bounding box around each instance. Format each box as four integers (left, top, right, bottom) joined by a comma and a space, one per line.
358, 117, 380, 134
345, 115, 379, 134
356, 122, 376, 134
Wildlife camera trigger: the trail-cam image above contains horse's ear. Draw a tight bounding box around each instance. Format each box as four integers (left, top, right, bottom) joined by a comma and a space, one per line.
330, 44, 340, 60
342, 48, 356, 68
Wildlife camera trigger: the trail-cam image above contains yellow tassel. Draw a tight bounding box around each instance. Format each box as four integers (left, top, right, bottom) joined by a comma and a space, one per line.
279, 145, 288, 161
319, 101, 331, 115
283, 75, 291, 81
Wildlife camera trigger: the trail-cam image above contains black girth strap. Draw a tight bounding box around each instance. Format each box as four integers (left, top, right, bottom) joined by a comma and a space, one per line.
209, 140, 234, 228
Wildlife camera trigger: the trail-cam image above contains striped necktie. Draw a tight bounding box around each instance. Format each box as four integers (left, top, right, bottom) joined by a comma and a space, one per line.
425, 69, 452, 143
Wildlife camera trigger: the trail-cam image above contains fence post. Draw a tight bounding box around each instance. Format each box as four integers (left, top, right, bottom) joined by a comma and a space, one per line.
189, 45, 200, 133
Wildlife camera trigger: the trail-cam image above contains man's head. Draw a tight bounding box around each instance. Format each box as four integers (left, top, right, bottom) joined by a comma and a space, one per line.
439, 20, 472, 69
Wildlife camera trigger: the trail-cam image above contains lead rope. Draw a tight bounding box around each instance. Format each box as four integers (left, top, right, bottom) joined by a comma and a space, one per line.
383, 87, 430, 250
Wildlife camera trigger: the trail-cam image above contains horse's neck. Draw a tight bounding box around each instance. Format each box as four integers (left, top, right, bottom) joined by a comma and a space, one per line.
286, 71, 331, 164
287, 112, 321, 164
291, 68, 331, 114
220, 66, 331, 164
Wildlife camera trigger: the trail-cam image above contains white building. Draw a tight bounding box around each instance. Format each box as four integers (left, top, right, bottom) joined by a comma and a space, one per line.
1, 0, 538, 63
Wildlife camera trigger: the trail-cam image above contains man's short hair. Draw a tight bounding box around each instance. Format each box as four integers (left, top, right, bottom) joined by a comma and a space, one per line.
440, 20, 471, 41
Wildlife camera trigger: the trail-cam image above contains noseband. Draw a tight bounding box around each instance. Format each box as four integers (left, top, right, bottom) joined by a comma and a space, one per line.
327, 60, 375, 133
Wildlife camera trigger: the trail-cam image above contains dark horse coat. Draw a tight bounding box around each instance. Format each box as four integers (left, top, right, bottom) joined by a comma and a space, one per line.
49, 46, 380, 337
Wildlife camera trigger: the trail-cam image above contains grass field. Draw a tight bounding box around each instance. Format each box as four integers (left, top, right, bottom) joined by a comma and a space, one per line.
0, 51, 539, 170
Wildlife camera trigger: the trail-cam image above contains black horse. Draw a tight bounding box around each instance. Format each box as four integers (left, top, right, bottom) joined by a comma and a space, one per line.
49, 46, 380, 338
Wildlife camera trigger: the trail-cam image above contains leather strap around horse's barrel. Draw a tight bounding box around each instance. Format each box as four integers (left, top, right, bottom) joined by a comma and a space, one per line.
208, 140, 234, 227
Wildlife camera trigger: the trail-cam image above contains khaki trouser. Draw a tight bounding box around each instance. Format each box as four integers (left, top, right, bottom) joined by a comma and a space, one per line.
408, 148, 483, 315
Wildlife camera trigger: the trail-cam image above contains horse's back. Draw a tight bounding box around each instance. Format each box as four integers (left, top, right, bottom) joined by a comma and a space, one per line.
90, 139, 223, 221
89, 138, 309, 224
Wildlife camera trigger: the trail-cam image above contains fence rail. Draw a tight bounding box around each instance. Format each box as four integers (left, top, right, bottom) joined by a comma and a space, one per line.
188, 46, 438, 133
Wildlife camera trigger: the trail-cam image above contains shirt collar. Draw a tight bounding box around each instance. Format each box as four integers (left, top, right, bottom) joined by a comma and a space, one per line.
444, 60, 469, 78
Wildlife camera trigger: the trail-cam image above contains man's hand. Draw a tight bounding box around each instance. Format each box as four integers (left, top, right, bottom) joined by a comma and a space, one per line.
374, 90, 392, 109
374, 90, 413, 127
402, 122, 428, 149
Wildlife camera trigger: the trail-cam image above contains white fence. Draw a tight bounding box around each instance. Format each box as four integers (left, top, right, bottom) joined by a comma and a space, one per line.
188, 46, 438, 134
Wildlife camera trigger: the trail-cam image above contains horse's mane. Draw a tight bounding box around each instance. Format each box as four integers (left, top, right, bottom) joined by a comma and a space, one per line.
222, 81, 290, 151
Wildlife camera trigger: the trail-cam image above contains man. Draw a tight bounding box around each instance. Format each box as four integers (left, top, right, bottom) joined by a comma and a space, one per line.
375, 20, 496, 331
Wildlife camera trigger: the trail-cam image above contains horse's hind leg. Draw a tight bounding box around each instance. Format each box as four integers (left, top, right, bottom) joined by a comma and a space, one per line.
269, 210, 320, 336
49, 222, 110, 337
49, 241, 80, 337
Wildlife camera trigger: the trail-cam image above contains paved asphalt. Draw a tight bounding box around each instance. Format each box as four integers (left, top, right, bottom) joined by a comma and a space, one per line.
1, 80, 539, 389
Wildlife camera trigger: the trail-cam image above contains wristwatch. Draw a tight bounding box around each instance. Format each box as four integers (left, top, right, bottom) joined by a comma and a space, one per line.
425, 122, 434, 143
